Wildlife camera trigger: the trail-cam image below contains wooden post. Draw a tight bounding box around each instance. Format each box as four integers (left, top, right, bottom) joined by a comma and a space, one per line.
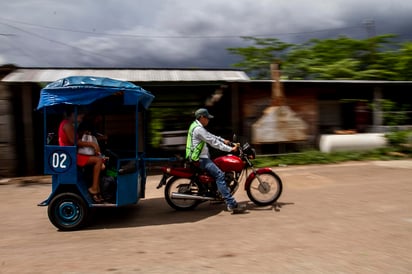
372, 87, 383, 132
22, 84, 36, 175
271, 63, 285, 106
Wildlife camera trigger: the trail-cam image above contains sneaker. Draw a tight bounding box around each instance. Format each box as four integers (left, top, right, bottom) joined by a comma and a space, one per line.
227, 203, 247, 214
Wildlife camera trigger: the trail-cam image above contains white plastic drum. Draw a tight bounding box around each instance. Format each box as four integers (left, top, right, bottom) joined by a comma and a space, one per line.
319, 133, 387, 153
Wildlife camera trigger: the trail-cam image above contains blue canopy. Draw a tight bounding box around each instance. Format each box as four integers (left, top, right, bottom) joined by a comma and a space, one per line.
37, 76, 154, 110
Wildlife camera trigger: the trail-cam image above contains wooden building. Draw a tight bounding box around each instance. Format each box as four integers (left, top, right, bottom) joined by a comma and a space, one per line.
1, 67, 412, 177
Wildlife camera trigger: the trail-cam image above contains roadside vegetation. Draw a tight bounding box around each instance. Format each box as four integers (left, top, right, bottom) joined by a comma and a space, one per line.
253, 130, 412, 167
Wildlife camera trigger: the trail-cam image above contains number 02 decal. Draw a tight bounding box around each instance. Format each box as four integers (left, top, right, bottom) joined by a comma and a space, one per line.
48, 150, 72, 173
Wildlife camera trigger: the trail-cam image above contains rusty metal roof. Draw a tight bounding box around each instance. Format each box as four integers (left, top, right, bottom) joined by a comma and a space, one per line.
1, 68, 250, 83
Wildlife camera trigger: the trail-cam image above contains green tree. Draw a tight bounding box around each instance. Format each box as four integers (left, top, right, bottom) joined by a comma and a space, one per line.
283, 35, 398, 80
227, 34, 410, 80
393, 42, 412, 80
227, 37, 292, 79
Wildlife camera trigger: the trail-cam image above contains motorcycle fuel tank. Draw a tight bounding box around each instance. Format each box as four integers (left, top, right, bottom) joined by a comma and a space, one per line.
214, 155, 244, 172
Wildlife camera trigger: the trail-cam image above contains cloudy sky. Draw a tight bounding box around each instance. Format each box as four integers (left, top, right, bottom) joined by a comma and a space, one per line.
1, 0, 412, 68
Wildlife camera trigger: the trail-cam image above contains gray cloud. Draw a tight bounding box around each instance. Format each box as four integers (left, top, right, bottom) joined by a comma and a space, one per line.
1, 0, 411, 68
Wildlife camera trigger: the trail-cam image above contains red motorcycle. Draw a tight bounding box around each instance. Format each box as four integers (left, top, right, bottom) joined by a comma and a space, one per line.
156, 140, 283, 210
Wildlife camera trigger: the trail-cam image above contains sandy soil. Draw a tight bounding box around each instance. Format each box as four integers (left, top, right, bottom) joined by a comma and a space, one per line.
1, 160, 412, 273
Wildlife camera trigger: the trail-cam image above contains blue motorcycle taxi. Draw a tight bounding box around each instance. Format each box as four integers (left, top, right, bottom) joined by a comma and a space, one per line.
37, 76, 155, 231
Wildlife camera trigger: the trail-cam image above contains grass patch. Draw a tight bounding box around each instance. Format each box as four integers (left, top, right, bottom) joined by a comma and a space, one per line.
253, 147, 411, 168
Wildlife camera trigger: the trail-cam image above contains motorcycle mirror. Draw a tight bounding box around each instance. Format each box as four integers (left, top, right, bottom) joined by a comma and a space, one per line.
233, 134, 237, 142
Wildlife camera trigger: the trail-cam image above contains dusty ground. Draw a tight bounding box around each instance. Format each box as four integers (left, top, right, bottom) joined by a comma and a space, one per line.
1, 160, 412, 273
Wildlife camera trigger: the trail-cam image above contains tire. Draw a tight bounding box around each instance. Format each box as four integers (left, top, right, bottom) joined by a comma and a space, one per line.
246, 171, 283, 206
164, 177, 201, 210
48, 192, 89, 231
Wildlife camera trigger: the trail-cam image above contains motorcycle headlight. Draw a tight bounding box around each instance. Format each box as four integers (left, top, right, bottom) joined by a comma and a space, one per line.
242, 143, 255, 159
242, 143, 251, 151
248, 148, 256, 159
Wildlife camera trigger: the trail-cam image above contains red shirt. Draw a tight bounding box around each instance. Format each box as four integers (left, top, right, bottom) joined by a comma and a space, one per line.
58, 119, 72, 146
58, 119, 89, 166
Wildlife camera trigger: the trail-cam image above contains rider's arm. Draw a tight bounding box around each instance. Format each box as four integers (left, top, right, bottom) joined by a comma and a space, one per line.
195, 127, 232, 152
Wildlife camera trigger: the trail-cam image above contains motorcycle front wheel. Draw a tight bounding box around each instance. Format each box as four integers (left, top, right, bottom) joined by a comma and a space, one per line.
246, 172, 283, 206
164, 177, 201, 210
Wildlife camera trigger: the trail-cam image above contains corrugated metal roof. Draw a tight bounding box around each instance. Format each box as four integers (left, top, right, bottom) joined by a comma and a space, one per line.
1, 68, 250, 83
250, 79, 412, 84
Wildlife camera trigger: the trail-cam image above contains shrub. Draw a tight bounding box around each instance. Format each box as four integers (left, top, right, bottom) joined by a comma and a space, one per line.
385, 130, 412, 146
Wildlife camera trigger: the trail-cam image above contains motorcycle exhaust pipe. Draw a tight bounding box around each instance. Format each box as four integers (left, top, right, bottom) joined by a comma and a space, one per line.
171, 192, 215, 201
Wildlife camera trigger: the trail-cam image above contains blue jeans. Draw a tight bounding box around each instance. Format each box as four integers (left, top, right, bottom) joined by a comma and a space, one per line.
199, 158, 237, 208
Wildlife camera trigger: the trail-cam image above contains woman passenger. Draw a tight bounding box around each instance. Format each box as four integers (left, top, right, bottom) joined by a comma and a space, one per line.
58, 109, 105, 203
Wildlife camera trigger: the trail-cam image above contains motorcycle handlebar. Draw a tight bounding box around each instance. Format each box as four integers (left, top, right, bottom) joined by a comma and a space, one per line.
228, 141, 240, 147
228, 142, 241, 153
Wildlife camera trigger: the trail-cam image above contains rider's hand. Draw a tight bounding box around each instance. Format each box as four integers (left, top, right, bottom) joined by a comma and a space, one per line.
224, 139, 231, 145
231, 144, 239, 153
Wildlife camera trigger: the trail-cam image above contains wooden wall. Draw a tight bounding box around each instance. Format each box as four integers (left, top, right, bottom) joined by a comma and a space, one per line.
0, 84, 17, 177
1, 79, 411, 177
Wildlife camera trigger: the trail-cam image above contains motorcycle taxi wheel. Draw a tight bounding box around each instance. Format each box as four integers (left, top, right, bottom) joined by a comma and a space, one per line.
48, 192, 90, 231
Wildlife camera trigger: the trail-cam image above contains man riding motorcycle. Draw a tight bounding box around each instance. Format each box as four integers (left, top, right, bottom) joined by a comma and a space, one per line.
186, 108, 247, 213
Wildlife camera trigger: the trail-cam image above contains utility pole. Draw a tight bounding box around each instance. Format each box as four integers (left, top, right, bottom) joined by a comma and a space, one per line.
363, 19, 376, 38
363, 19, 382, 132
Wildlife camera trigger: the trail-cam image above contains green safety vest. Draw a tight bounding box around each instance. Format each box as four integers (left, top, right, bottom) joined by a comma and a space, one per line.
186, 121, 205, 161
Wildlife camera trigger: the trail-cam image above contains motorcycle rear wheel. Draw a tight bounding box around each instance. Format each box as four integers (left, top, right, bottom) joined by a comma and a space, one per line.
247, 172, 282, 206
164, 177, 201, 210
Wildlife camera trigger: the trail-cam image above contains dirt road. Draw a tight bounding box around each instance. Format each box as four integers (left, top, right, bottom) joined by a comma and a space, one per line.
1, 160, 412, 273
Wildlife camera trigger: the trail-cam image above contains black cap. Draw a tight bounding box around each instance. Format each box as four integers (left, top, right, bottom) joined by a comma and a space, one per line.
195, 108, 214, 119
